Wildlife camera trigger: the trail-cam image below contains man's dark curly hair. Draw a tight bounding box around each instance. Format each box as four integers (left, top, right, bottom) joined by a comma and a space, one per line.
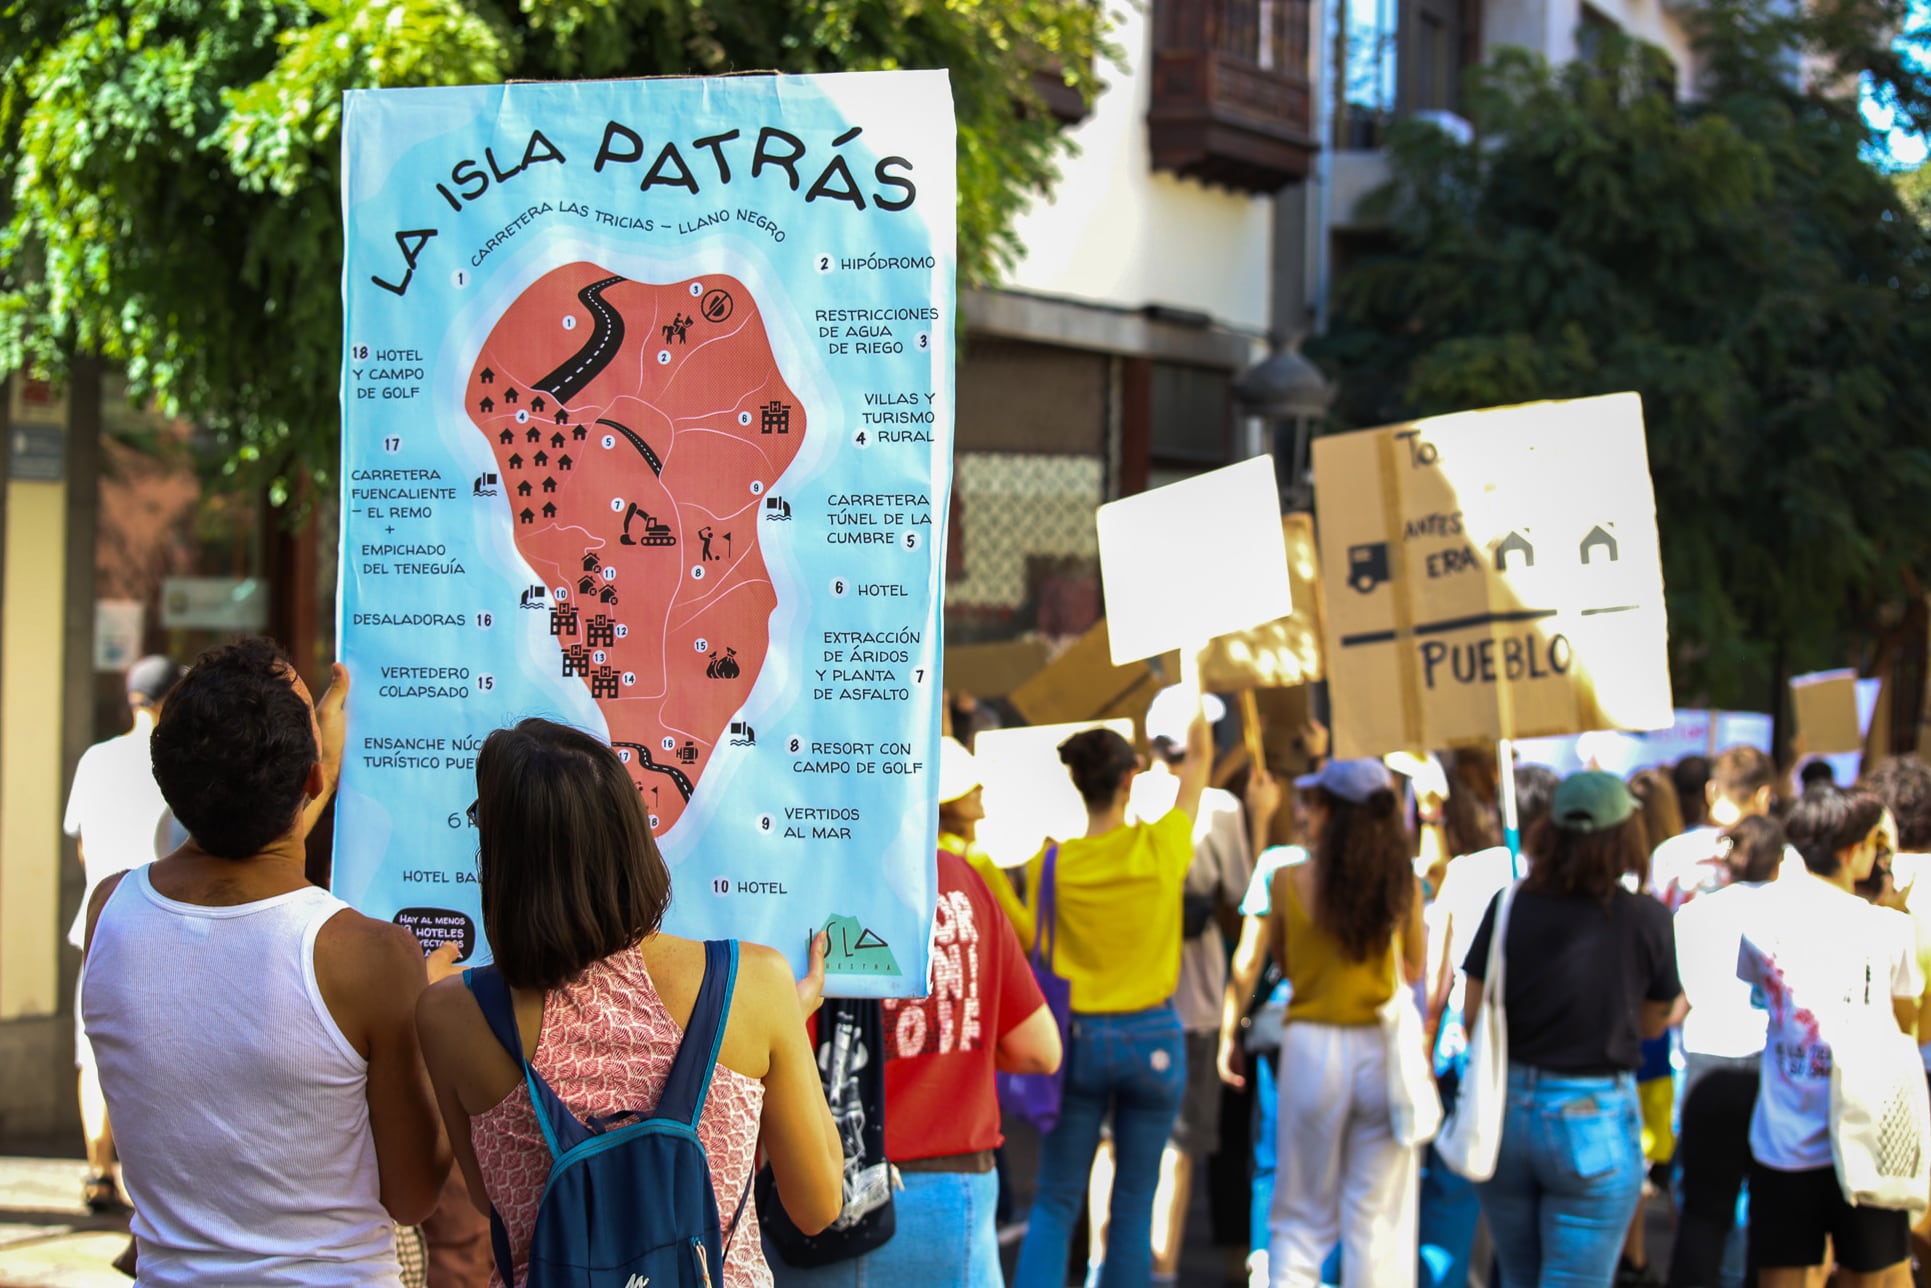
1863, 757, 1931, 852
150, 637, 317, 859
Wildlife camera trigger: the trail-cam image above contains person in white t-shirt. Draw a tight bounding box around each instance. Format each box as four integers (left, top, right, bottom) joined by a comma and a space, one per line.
1736, 785, 1923, 1287
62, 654, 181, 1214
1650, 746, 1778, 912
1666, 814, 1786, 1288
1862, 757, 1931, 1065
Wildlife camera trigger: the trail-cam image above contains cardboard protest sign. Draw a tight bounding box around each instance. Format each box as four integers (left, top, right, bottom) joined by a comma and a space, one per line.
336, 74, 956, 996
1164, 513, 1326, 691
941, 638, 1052, 698
1010, 620, 1160, 728
1313, 393, 1672, 760
1790, 670, 1862, 755
973, 719, 1135, 869
1096, 457, 1293, 666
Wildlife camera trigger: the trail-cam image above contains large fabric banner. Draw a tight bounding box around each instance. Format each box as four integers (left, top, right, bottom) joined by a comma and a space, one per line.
336, 74, 955, 995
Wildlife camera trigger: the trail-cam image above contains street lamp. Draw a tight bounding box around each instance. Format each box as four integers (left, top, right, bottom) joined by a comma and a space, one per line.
1233, 336, 1334, 511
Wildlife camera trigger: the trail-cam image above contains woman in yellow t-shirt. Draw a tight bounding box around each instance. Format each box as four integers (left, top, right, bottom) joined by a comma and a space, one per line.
1264, 758, 1426, 1288
1011, 710, 1209, 1288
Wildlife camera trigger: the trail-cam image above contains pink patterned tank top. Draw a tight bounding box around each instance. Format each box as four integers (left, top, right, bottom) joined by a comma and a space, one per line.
470, 949, 769, 1288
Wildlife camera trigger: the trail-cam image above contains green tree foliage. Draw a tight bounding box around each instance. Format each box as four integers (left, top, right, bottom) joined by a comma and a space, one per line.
1312, 3, 1931, 707
0, 0, 1109, 487
1901, 161, 1931, 225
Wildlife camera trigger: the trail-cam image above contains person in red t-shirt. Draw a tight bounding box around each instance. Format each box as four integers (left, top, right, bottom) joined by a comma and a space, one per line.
775, 739, 1061, 1287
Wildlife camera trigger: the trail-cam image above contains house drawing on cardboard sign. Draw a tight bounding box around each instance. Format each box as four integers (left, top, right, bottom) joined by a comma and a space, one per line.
1494, 530, 1535, 571
1579, 524, 1619, 564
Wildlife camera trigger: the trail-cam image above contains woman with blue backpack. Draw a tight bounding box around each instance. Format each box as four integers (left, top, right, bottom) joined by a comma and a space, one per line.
416, 718, 844, 1287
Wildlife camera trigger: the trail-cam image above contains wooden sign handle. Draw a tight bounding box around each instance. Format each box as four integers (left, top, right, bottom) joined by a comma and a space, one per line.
1238, 690, 1265, 772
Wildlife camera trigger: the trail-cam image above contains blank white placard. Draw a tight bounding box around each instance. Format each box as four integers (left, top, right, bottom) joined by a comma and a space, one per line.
1096, 456, 1293, 665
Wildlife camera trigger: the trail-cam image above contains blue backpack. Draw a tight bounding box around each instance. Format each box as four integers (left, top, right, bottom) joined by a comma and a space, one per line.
465, 939, 751, 1288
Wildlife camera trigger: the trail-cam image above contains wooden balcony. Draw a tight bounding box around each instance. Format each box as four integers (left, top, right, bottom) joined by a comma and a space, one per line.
1149, 0, 1318, 192
1031, 66, 1093, 126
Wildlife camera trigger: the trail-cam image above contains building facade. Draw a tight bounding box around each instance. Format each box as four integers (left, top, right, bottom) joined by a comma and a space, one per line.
948, 0, 1322, 648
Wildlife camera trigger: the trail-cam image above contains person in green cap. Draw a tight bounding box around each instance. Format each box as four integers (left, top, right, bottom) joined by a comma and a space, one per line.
1461, 769, 1682, 1287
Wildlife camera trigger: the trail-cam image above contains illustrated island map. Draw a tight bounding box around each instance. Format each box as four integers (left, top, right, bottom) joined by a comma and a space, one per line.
465, 262, 805, 838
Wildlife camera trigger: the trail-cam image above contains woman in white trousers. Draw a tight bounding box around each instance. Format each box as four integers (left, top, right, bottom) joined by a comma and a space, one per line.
1262, 759, 1426, 1287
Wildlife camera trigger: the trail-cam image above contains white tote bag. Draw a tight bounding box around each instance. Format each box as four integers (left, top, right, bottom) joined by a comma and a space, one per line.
1435, 879, 1521, 1182
1830, 964, 1931, 1213
1380, 946, 1444, 1148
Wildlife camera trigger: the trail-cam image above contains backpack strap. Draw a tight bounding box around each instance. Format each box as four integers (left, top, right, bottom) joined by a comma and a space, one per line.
463, 965, 594, 1160
654, 939, 739, 1128
722, 1167, 754, 1257
463, 965, 523, 1063
463, 967, 532, 1288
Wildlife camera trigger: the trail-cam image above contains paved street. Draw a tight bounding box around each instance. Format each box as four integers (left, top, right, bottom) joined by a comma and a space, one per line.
0, 1142, 1672, 1288
0, 1155, 129, 1288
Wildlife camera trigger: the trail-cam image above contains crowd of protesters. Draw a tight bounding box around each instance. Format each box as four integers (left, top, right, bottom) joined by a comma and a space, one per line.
63, 637, 1931, 1287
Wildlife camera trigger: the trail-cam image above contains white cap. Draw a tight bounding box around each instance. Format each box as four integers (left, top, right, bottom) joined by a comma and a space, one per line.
1144, 684, 1227, 745
936, 737, 982, 805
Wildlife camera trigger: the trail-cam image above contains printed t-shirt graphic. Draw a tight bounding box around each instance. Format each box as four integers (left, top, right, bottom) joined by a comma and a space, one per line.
1736, 872, 1922, 1171
466, 263, 805, 833
881, 851, 1046, 1159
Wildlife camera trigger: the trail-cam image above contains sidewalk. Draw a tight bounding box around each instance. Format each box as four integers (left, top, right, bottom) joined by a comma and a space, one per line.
0, 1156, 129, 1288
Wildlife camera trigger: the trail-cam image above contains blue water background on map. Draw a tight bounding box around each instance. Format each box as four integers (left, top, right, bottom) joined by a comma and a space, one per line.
337, 75, 955, 996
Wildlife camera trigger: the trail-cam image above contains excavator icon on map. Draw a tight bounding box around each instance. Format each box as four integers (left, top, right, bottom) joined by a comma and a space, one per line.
819, 914, 902, 977
618, 503, 677, 548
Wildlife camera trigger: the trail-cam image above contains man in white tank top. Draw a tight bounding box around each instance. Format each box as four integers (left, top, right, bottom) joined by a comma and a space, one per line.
82, 638, 455, 1287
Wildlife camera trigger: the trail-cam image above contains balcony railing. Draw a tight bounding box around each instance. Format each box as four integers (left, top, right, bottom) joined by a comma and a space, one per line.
1149, 0, 1318, 191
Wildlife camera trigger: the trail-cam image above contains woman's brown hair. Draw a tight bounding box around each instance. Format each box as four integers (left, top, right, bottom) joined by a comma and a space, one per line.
1524, 813, 1650, 903
1721, 815, 1786, 884
1312, 786, 1414, 961
475, 718, 672, 990
1628, 768, 1685, 856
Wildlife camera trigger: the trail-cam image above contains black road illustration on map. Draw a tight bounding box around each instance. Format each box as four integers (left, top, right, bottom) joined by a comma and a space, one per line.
534, 275, 627, 405
596, 417, 663, 476
611, 741, 697, 802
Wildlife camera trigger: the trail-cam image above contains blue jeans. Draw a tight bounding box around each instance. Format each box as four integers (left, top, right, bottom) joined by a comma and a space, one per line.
1416, 1057, 1481, 1288
768, 1168, 1001, 1288
1014, 1006, 1185, 1288
1476, 1065, 1645, 1288
1251, 1046, 1279, 1257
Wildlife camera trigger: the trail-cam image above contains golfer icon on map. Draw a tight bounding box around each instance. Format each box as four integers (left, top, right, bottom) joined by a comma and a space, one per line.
464, 263, 807, 835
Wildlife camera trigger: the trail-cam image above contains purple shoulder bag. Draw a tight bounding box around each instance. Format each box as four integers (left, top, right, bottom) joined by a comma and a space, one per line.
995, 844, 1072, 1133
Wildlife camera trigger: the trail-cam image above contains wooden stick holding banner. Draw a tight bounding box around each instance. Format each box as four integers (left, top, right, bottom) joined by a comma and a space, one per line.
1180, 639, 1204, 714
1238, 689, 1266, 772
1498, 738, 1522, 875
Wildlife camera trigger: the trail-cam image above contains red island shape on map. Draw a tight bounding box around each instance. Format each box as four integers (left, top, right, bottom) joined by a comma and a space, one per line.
465, 263, 806, 835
